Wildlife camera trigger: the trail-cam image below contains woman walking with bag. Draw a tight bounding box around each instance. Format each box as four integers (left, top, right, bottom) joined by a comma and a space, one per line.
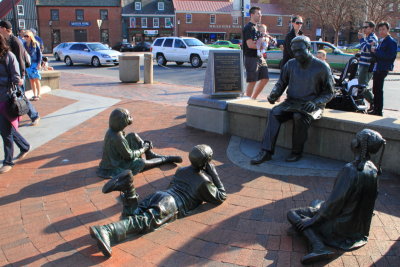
0, 34, 30, 173
23, 30, 42, 101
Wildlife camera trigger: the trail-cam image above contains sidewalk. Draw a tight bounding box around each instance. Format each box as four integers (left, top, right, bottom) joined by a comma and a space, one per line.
0, 72, 399, 266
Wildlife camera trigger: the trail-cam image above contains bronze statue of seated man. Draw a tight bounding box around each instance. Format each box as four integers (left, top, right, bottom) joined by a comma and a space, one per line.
251, 36, 334, 164
97, 108, 182, 179
90, 144, 227, 257
287, 129, 386, 264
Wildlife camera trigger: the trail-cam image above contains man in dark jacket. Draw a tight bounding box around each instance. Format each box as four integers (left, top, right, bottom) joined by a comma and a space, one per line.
251, 36, 334, 164
369, 21, 398, 116
0, 20, 40, 126
90, 144, 227, 257
281, 15, 303, 68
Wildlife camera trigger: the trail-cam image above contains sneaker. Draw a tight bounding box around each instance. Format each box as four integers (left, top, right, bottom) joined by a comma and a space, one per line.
0, 165, 13, 174
102, 170, 134, 194
15, 149, 30, 161
31, 116, 40, 126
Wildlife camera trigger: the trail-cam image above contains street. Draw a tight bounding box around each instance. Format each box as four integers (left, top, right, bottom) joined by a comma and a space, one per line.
48, 54, 399, 112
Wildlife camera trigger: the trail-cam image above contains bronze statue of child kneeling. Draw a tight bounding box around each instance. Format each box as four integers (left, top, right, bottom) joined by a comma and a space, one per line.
97, 108, 182, 179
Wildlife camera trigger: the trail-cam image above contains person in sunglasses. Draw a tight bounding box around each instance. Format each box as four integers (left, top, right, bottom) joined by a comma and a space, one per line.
358, 21, 378, 112
281, 15, 304, 68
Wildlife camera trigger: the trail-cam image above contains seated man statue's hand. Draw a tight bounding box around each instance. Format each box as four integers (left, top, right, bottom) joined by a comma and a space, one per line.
144, 140, 153, 149
303, 101, 316, 112
142, 142, 151, 152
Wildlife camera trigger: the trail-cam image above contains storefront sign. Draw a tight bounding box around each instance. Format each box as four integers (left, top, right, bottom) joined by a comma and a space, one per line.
144, 30, 158, 36
209, 25, 241, 29
70, 21, 91, 27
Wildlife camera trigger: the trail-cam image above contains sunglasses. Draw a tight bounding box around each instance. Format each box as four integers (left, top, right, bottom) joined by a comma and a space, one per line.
295, 21, 303, 25
362, 26, 370, 29
23, 35, 29, 38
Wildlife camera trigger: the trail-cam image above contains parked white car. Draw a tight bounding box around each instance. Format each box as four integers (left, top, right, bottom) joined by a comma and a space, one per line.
53, 42, 76, 61
151, 37, 215, 68
63, 42, 122, 67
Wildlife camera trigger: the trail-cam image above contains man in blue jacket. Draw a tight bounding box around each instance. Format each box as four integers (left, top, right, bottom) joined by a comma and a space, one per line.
369, 21, 397, 116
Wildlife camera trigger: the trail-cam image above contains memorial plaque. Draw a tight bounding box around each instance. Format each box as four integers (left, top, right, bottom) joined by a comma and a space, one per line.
214, 53, 242, 93
203, 49, 244, 98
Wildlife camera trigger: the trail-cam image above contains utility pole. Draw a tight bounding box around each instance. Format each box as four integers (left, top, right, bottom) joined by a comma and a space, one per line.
11, 0, 18, 35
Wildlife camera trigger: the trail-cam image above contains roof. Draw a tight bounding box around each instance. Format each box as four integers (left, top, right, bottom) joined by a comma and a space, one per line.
0, 0, 23, 18
173, 0, 233, 13
258, 3, 291, 16
36, 0, 121, 7
122, 0, 174, 15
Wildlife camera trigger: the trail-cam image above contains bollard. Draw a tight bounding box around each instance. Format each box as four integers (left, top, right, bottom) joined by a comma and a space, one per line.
144, 53, 153, 84
119, 55, 140, 83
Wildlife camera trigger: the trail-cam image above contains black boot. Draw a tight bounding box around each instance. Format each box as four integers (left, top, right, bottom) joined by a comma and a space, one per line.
286, 152, 302, 162
143, 156, 182, 170
102, 170, 134, 194
145, 149, 163, 160
301, 229, 334, 264
250, 150, 272, 165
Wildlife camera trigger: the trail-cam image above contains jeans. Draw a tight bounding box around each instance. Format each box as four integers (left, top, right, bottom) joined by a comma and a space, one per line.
372, 70, 388, 116
358, 64, 374, 104
20, 83, 39, 122
0, 114, 30, 166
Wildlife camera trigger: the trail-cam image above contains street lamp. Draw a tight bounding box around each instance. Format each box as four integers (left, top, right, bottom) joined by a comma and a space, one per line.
177, 19, 180, 37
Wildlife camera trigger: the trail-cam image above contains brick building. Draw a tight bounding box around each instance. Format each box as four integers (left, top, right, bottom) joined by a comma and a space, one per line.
122, 0, 175, 44
36, 0, 122, 52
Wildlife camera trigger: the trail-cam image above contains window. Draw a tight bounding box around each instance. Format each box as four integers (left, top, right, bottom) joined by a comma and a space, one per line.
158, 2, 164, 11
141, 18, 147, 28
165, 17, 172, 28
53, 29, 61, 45
153, 38, 164, 46
101, 29, 109, 43
163, 38, 173, 47
186, 14, 192, 24
17, 5, 24, 16
210, 14, 216, 24
100, 9, 108, 20
233, 16, 239, 25
18, 19, 25, 29
306, 18, 311, 30
174, 39, 186, 48
130, 17, 136, 28
135, 2, 141, 10
388, 3, 394, 11
277, 16, 283, 26
153, 18, 159, 28
51, 9, 59, 21
76, 9, 84, 21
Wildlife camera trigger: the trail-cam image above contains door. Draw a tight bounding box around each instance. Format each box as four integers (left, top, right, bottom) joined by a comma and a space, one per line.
68, 43, 84, 63
74, 29, 87, 42
161, 38, 174, 60
173, 39, 187, 62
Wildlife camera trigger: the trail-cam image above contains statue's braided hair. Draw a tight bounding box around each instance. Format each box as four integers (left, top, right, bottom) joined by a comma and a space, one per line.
355, 129, 386, 174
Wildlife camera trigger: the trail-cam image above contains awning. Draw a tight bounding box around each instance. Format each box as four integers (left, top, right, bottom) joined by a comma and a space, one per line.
186, 31, 226, 34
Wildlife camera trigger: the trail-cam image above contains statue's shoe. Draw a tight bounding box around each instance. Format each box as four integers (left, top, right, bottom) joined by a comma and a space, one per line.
102, 170, 133, 193
163, 155, 183, 164
301, 249, 335, 264
90, 225, 112, 257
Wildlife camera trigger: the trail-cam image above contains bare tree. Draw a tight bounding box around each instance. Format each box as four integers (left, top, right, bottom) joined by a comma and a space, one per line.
361, 0, 400, 24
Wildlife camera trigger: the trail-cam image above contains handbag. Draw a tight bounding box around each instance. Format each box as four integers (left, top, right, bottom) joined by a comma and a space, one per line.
3, 53, 29, 117
8, 84, 29, 117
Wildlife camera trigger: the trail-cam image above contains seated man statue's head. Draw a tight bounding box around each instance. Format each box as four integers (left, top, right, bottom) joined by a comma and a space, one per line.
351, 129, 386, 173
189, 144, 213, 171
290, 35, 312, 65
109, 108, 133, 132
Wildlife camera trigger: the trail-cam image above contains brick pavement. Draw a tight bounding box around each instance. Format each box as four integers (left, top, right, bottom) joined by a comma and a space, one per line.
0, 72, 399, 266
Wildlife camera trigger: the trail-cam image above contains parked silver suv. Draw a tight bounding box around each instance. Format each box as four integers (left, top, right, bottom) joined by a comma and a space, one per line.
151, 37, 215, 68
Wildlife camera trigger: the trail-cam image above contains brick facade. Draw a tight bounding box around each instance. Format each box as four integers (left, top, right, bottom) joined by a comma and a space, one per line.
37, 6, 122, 52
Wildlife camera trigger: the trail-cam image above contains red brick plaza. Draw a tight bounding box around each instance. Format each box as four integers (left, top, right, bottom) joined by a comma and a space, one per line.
0, 72, 399, 266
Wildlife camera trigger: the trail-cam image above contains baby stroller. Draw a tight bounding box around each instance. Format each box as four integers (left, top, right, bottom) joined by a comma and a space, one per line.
326, 55, 368, 113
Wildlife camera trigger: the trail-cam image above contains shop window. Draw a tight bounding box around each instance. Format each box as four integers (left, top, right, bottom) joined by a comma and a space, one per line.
277, 16, 283, 26
158, 2, 164, 11
101, 29, 109, 44
165, 17, 172, 28
141, 18, 147, 28
233, 16, 239, 25
186, 14, 192, 24
153, 18, 159, 28
76, 9, 84, 21
135, 2, 142, 11
17, 5, 24, 16
210, 14, 216, 24
100, 9, 108, 20
18, 19, 25, 29
51, 9, 59, 21
130, 18, 136, 28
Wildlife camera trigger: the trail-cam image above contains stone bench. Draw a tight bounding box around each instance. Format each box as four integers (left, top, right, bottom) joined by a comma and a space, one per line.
25, 70, 61, 90
187, 96, 400, 175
